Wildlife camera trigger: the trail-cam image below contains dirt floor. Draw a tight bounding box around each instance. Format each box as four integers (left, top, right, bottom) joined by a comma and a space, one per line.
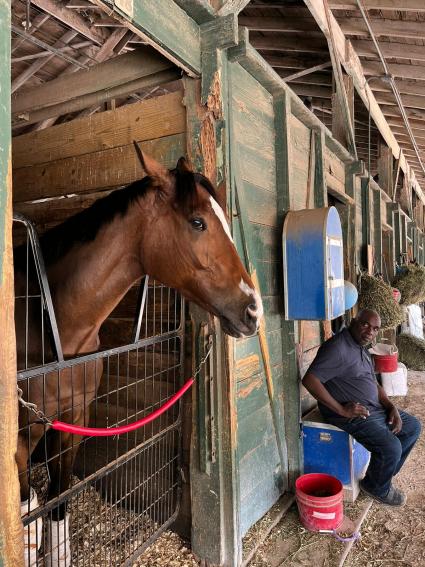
134, 370, 425, 567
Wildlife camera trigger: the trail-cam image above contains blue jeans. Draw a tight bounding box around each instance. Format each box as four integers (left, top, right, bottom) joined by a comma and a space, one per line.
326, 409, 422, 497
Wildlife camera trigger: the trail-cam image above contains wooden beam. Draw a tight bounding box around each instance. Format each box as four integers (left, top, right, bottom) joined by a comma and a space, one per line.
218, 0, 251, 16
352, 39, 425, 63
371, 79, 425, 100
338, 16, 425, 40
363, 61, 425, 82
11, 41, 92, 62
66, 0, 101, 7
238, 16, 321, 34
375, 91, 425, 112
12, 133, 186, 203
323, 0, 356, 156
251, 34, 328, 54
329, 0, 425, 10
11, 13, 49, 53
12, 68, 179, 128
13, 91, 185, 167
261, 54, 330, 70
382, 106, 425, 123
11, 30, 77, 93
283, 61, 332, 82
12, 47, 172, 116
90, 0, 201, 75
31, 0, 107, 45
279, 71, 332, 86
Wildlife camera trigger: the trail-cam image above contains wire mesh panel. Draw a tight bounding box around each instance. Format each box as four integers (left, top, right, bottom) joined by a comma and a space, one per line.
14, 216, 185, 566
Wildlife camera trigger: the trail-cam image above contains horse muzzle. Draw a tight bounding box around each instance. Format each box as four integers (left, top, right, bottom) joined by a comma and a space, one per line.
219, 298, 263, 338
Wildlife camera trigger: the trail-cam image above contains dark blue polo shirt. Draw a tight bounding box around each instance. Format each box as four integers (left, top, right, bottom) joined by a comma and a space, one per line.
307, 328, 383, 419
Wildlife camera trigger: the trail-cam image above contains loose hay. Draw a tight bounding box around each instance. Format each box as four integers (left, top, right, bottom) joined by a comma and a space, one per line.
358, 274, 404, 330
392, 264, 425, 305
397, 333, 425, 370
29, 467, 161, 566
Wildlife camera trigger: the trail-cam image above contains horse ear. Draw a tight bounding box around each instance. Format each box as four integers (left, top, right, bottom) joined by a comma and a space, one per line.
133, 141, 171, 183
215, 180, 227, 212
176, 156, 192, 173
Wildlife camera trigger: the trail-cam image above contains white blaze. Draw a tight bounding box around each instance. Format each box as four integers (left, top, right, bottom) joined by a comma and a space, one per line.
239, 279, 264, 321
209, 197, 234, 243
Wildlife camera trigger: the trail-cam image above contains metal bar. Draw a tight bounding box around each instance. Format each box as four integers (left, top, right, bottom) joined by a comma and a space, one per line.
18, 329, 182, 380
13, 213, 64, 362
22, 422, 180, 525
132, 276, 149, 343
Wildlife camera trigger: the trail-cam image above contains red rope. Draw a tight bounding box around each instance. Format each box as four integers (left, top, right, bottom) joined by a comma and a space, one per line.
51, 377, 194, 437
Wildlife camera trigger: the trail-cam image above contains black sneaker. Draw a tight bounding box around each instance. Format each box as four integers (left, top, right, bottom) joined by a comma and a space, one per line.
359, 481, 406, 507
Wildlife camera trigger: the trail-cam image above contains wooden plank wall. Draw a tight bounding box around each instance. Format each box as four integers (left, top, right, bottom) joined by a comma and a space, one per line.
13, 90, 186, 207
230, 62, 284, 537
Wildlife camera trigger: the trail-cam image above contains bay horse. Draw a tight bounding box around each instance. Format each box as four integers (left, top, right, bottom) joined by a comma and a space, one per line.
14, 145, 263, 567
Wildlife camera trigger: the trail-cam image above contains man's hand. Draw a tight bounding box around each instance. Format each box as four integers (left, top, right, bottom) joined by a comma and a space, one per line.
342, 402, 370, 420
387, 406, 402, 434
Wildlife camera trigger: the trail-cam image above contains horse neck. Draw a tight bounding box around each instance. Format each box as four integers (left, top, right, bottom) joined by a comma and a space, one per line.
47, 208, 146, 356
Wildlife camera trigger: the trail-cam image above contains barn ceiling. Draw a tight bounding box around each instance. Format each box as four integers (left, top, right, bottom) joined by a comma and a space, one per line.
11, 0, 181, 134
10, 0, 425, 190
241, 0, 425, 187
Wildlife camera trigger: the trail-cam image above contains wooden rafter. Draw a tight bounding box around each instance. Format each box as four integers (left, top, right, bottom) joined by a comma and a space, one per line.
11, 30, 78, 93
11, 13, 49, 53
329, 0, 425, 11
338, 17, 425, 41
363, 61, 425, 83
303, 0, 425, 198
352, 40, 425, 63
283, 61, 332, 82
11, 41, 92, 62
238, 16, 321, 34
251, 35, 328, 54
30, 0, 107, 45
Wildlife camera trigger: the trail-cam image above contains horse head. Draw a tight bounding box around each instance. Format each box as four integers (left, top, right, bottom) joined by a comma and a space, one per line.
133, 142, 263, 338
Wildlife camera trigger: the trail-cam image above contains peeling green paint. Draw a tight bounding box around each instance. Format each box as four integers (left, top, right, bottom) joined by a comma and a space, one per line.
0, 0, 11, 286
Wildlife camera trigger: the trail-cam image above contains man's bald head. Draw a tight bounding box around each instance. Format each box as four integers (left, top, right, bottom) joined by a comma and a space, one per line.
350, 309, 381, 346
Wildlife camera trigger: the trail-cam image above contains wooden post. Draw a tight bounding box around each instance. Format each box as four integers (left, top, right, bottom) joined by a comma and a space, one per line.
0, 1, 24, 564
377, 143, 393, 197
332, 73, 354, 151
275, 91, 302, 490
361, 178, 371, 270
373, 188, 383, 274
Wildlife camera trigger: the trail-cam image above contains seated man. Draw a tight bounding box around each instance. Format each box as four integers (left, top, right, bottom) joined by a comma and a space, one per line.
303, 309, 421, 507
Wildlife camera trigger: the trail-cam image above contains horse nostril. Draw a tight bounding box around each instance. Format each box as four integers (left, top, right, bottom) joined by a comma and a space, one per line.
246, 303, 258, 324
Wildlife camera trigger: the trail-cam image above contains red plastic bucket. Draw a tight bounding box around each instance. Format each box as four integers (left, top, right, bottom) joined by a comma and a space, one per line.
295, 473, 343, 532
374, 352, 398, 373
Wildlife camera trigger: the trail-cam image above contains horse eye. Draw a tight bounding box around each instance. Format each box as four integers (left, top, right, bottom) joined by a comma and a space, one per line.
190, 218, 206, 231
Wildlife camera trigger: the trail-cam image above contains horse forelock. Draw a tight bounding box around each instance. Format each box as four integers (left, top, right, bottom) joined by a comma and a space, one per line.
172, 169, 219, 215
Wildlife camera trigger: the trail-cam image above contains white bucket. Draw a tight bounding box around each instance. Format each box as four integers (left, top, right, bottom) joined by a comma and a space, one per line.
381, 363, 408, 397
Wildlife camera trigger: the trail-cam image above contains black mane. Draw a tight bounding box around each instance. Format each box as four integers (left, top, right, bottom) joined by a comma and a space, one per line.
14, 167, 219, 268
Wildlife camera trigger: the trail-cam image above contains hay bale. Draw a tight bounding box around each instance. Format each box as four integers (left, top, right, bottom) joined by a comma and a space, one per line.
392, 264, 425, 305
358, 274, 404, 330
397, 333, 425, 370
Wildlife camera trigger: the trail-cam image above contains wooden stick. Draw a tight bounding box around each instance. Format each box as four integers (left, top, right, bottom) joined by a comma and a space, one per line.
241, 495, 295, 567
337, 499, 373, 567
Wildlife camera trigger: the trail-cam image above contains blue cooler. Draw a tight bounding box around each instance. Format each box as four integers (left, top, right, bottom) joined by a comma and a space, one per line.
302, 408, 370, 502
